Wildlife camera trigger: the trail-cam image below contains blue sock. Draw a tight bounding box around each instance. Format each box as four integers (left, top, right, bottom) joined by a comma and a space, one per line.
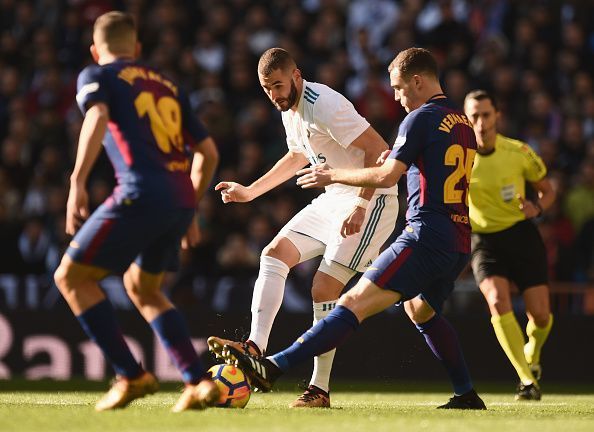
77, 300, 143, 378
150, 308, 206, 384
416, 315, 473, 395
271, 305, 359, 371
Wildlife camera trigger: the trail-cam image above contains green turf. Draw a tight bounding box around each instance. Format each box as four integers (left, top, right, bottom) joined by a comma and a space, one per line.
1, 381, 593, 432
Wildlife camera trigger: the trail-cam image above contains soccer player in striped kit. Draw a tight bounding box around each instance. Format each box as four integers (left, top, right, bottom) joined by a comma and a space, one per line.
208, 48, 399, 407
225, 47, 486, 410
53, 11, 220, 412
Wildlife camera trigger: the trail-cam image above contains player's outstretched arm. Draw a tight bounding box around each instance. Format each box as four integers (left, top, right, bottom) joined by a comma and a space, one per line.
215, 150, 308, 203
349, 126, 389, 193
66, 102, 109, 234
297, 158, 407, 190
340, 126, 390, 238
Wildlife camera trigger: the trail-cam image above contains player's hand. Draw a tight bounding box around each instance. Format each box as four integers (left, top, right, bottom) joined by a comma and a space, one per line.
181, 214, 201, 249
377, 149, 392, 165
65, 186, 89, 235
340, 206, 366, 238
295, 163, 333, 189
517, 194, 541, 218
215, 181, 253, 203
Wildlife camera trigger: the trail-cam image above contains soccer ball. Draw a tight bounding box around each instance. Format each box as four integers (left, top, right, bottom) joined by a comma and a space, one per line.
208, 364, 251, 408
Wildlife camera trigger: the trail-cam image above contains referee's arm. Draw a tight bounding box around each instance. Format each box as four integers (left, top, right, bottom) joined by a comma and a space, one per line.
520, 177, 556, 219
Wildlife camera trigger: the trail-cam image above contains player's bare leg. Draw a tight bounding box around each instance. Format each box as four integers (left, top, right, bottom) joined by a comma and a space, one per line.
124, 263, 219, 411
209, 236, 299, 360
54, 255, 109, 315
338, 278, 400, 319
123, 263, 172, 321
55, 256, 156, 411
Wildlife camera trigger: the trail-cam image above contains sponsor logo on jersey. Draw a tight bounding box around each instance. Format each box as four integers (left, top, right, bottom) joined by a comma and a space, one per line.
450, 214, 469, 224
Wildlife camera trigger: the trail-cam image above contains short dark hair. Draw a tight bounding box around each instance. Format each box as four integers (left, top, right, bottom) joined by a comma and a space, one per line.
388, 47, 438, 80
258, 48, 296, 77
464, 89, 498, 111
93, 11, 136, 48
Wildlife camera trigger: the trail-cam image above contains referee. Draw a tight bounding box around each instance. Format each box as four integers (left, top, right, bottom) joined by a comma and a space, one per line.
464, 90, 555, 401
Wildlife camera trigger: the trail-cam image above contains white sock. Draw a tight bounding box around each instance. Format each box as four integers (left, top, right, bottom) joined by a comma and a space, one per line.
248, 255, 290, 352
309, 300, 338, 393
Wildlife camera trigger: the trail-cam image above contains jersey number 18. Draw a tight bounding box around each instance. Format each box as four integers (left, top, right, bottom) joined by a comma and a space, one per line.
135, 92, 183, 154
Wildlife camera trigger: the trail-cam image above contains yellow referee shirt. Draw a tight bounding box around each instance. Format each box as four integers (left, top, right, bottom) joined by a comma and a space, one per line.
469, 134, 547, 233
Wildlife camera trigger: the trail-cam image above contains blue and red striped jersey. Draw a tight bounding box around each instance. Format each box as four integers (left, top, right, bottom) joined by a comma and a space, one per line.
389, 96, 477, 253
76, 59, 209, 208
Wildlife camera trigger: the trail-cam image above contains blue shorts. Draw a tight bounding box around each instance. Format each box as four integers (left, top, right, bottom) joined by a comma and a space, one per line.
363, 232, 470, 314
67, 198, 194, 274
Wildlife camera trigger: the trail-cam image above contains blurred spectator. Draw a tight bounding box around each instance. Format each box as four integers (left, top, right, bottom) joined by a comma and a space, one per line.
564, 157, 594, 234
0, 0, 592, 312
559, 116, 587, 174
18, 216, 54, 275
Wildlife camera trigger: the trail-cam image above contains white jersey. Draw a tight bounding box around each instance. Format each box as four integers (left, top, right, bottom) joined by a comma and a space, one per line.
281, 79, 398, 196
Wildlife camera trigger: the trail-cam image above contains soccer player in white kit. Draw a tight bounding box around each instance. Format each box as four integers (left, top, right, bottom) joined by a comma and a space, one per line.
208, 48, 399, 407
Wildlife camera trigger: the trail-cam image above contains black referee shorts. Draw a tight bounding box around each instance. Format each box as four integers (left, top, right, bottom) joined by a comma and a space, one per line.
471, 219, 548, 291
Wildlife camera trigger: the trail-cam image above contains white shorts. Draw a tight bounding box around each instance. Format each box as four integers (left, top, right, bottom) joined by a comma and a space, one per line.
279, 191, 399, 272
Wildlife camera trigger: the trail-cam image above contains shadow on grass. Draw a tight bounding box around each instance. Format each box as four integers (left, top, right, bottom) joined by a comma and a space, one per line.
1, 378, 592, 394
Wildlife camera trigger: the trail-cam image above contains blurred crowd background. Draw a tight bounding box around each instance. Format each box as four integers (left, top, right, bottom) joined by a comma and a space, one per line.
0, 0, 593, 315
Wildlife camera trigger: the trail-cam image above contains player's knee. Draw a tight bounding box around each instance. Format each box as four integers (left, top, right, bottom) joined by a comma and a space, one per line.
125, 286, 140, 298
123, 268, 162, 301
261, 242, 296, 268
311, 267, 350, 302
404, 305, 435, 325
337, 291, 357, 311
123, 272, 140, 297
531, 312, 550, 328
54, 261, 79, 295
261, 242, 283, 260
336, 292, 369, 323
53, 264, 68, 290
482, 288, 511, 313
403, 296, 437, 324
489, 297, 512, 315
311, 283, 341, 303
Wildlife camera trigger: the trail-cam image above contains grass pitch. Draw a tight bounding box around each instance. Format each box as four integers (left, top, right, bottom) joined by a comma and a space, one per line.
1, 380, 593, 432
